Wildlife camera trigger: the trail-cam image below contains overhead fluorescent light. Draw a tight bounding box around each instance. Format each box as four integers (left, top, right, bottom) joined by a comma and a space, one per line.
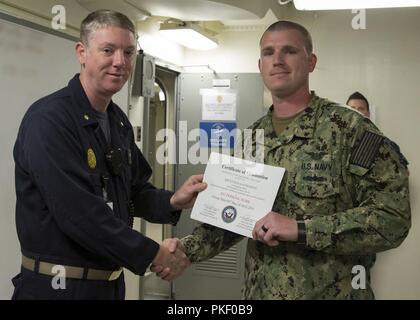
294, 0, 420, 10
159, 22, 218, 51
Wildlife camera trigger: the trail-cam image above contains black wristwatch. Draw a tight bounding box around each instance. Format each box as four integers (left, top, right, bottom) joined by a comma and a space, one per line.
296, 220, 307, 245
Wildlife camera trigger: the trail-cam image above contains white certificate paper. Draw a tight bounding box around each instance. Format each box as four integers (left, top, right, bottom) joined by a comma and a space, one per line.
190, 152, 285, 238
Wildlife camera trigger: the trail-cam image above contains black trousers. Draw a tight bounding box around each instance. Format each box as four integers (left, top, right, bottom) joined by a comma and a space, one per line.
11, 267, 126, 300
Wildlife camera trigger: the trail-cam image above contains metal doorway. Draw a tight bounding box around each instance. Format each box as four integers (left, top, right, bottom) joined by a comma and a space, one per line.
173, 73, 264, 299
140, 65, 179, 300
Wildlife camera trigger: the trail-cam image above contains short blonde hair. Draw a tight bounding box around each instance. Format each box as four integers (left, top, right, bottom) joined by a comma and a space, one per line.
80, 10, 136, 45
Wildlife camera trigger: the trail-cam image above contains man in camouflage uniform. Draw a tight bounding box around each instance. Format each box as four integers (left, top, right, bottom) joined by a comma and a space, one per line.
154, 21, 411, 299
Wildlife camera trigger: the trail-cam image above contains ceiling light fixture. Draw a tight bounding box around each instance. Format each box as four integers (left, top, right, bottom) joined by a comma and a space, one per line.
159, 21, 218, 51
293, 0, 420, 10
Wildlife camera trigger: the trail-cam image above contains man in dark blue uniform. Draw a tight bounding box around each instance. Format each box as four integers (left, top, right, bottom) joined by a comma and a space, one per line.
12, 9, 206, 299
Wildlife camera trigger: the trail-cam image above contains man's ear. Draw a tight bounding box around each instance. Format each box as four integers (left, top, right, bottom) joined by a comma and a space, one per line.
258, 58, 262, 73
75, 42, 86, 66
308, 53, 317, 73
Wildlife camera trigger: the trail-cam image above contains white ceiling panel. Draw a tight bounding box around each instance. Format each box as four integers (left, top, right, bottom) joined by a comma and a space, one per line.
77, 0, 278, 21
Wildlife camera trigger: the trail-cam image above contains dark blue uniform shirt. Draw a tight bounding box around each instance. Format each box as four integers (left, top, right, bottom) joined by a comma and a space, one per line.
14, 74, 179, 275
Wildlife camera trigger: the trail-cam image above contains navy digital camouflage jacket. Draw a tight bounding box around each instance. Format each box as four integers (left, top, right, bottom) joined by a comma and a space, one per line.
182, 93, 410, 299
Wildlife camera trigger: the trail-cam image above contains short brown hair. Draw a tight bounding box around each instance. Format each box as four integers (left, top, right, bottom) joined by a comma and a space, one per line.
347, 91, 370, 111
80, 10, 136, 45
260, 20, 313, 54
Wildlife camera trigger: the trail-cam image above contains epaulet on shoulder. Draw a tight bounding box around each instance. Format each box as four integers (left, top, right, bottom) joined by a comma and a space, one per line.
36, 87, 69, 104
24, 88, 68, 120
385, 138, 410, 167
335, 103, 367, 117
29, 87, 69, 112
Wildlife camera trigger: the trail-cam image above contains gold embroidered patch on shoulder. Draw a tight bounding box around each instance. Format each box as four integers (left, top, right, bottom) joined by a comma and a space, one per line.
87, 148, 96, 169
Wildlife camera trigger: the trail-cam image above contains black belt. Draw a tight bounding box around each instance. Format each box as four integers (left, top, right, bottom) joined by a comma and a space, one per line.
21, 255, 122, 281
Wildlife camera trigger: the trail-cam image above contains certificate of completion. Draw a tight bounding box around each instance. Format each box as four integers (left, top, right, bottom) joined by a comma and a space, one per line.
190, 152, 285, 238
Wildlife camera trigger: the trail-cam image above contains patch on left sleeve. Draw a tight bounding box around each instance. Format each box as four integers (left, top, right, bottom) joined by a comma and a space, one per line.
350, 131, 384, 168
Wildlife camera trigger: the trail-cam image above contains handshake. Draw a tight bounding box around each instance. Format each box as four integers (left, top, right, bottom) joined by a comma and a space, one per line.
149, 174, 206, 281
150, 238, 189, 281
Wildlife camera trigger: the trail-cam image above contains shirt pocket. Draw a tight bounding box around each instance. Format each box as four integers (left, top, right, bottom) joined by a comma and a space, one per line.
293, 170, 337, 198
288, 169, 339, 216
